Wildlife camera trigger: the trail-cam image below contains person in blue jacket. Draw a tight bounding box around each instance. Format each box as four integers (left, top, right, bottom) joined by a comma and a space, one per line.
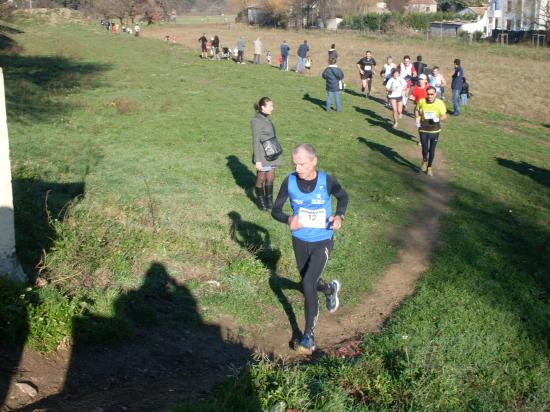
271, 144, 349, 354
322, 58, 345, 112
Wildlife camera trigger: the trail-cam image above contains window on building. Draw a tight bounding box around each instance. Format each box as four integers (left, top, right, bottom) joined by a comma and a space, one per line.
507, 0, 512, 12
426, 6, 430, 11
506, 19, 512, 29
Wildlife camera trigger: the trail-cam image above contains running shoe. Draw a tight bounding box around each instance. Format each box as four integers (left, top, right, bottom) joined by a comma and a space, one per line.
420, 161, 428, 172
393, 122, 398, 128
296, 333, 315, 354
398, 113, 403, 119
427, 167, 433, 176
326, 280, 341, 313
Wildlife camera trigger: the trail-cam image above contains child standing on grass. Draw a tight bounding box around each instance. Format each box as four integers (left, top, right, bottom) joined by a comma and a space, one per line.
278, 54, 283, 69
266, 50, 272, 65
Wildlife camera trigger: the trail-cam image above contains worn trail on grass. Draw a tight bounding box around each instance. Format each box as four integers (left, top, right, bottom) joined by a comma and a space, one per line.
246, 106, 453, 359
2, 98, 452, 412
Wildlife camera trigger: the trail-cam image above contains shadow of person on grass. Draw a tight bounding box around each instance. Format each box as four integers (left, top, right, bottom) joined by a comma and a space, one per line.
19, 262, 257, 411
0, 274, 29, 409
303, 92, 326, 110
12, 179, 86, 277
495, 158, 550, 188
226, 155, 259, 208
357, 137, 419, 172
228, 211, 302, 345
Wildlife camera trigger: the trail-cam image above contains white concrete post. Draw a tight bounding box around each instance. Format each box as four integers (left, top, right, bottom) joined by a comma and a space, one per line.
0, 68, 26, 282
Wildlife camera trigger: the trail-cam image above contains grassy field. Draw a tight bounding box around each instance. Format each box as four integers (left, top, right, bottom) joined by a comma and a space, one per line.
1, 15, 549, 411
144, 22, 550, 123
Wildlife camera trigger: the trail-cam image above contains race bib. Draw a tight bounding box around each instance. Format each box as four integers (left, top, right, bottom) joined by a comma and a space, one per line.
424, 111, 436, 120
364, 65, 372, 71
298, 208, 327, 229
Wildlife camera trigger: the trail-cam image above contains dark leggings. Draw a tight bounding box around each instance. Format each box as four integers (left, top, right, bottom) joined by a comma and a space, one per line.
420, 132, 439, 167
292, 237, 333, 336
255, 169, 275, 189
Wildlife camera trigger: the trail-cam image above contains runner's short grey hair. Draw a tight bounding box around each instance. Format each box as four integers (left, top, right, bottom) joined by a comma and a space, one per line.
293, 143, 317, 159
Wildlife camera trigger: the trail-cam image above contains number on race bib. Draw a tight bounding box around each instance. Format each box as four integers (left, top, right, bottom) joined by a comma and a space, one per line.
298, 208, 327, 229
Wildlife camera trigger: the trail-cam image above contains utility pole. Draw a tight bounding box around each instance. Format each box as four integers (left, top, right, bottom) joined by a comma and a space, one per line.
0, 68, 26, 282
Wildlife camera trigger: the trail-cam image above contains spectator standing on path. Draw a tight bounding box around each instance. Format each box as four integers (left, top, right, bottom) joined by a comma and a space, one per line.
280, 40, 290, 71
327, 44, 338, 64
451, 58, 464, 115
356, 50, 377, 96
322, 58, 344, 113
296, 40, 309, 73
413, 56, 428, 84
415, 86, 448, 176
198, 33, 208, 59
212, 35, 220, 59
253, 37, 262, 64
251, 97, 282, 210
237, 36, 246, 64
271, 143, 348, 355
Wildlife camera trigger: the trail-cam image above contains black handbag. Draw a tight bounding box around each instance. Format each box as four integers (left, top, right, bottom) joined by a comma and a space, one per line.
261, 136, 283, 161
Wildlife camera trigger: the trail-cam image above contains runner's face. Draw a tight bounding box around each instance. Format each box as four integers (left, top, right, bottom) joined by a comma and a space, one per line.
293, 149, 317, 180
426, 90, 436, 103
404, 58, 410, 65
366, 52, 371, 59
419, 78, 426, 86
261, 101, 274, 115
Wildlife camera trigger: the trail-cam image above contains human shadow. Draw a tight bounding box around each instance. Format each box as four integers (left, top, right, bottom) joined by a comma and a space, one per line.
344, 88, 364, 98
368, 94, 389, 106
12, 178, 86, 277
0, 52, 110, 124
495, 158, 550, 188
355, 105, 416, 142
225, 155, 258, 208
228, 211, 302, 344
357, 137, 419, 172
19, 262, 257, 411
302, 92, 326, 110
0, 274, 29, 408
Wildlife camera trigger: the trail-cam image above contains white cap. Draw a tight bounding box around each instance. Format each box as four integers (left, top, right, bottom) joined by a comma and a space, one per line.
418, 74, 427, 80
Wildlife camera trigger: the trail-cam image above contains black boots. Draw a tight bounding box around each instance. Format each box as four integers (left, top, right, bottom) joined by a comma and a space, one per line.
265, 184, 273, 210
255, 185, 273, 211
255, 186, 268, 211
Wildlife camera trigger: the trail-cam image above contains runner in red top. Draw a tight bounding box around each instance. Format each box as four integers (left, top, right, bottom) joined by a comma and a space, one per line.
411, 74, 429, 145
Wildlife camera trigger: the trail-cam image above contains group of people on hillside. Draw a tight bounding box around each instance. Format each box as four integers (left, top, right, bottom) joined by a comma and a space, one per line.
101, 20, 141, 37
198, 33, 221, 59
246, 44, 470, 353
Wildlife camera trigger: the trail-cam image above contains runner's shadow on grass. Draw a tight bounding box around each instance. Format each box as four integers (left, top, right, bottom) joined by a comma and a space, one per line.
344, 89, 364, 98
357, 137, 419, 173
354, 105, 388, 123
226, 155, 258, 208
12, 178, 86, 278
368, 94, 388, 106
303, 93, 325, 110
228, 211, 302, 346
18, 262, 257, 411
495, 158, 550, 188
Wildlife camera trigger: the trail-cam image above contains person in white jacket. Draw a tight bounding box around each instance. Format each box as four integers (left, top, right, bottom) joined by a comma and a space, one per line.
253, 37, 262, 64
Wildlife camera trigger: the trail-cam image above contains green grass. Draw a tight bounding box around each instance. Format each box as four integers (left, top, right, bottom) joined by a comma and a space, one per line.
1, 17, 548, 411
2, 21, 420, 349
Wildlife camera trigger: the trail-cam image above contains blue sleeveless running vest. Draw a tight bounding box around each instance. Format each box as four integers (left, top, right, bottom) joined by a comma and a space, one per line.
288, 171, 333, 242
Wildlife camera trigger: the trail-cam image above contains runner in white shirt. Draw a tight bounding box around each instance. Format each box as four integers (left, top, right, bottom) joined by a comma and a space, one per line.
399, 55, 417, 112
381, 56, 397, 107
385, 68, 407, 128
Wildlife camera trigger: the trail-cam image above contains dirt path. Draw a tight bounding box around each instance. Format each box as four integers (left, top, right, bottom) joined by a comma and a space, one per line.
1, 98, 452, 412
242, 107, 452, 359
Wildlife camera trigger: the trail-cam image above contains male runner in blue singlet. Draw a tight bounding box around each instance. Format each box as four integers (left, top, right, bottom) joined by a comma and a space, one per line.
271, 144, 348, 354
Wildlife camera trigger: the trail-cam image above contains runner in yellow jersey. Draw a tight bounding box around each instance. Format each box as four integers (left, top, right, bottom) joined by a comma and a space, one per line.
415, 86, 448, 176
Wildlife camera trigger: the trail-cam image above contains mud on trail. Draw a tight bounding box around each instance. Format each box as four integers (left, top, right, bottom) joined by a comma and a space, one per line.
1, 109, 452, 412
